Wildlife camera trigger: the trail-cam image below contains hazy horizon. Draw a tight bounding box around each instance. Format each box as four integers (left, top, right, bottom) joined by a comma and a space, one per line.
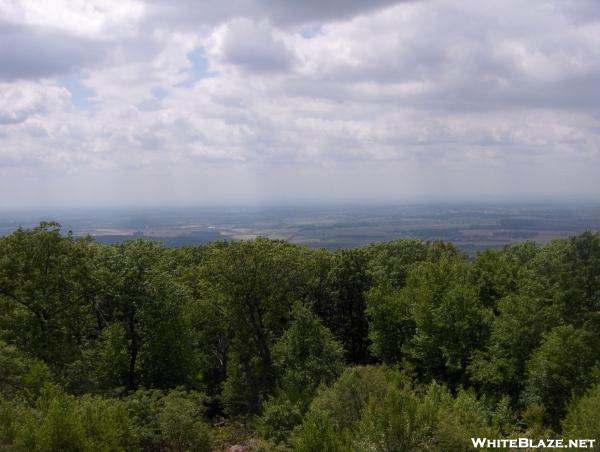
2, 201, 600, 255
2, 195, 600, 212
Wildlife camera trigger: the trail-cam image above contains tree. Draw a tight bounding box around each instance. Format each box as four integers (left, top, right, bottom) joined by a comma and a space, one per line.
523, 325, 600, 427
0, 223, 97, 372
321, 249, 373, 364
364, 239, 431, 290
93, 240, 197, 391
406, 256, 490, 386
365, 286, 414, 365
561, 232, 600, 323
272, 302, 344, 406
206, 238, 308, 414
469, 294, 561, 399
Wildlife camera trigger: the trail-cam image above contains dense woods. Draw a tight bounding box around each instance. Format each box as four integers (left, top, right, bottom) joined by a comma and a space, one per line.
1, 222, 599, 451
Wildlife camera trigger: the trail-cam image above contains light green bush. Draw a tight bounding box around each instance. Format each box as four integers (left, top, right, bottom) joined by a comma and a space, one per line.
256, 396, 303, 444
562, 384, 600, 439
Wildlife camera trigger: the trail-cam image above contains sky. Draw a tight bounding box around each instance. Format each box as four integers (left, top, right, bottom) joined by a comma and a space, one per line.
1, 0, 600, 208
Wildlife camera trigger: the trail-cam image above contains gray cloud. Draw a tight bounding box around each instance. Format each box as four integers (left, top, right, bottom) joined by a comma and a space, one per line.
208, 18, 294, 73
143, 0, 407, 29
248, 0, 408, 25
0, 21, 107, 80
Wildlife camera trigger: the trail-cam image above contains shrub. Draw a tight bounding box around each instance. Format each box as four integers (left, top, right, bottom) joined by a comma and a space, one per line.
562, 384, 600, 439
256, 396, 303, 444
0, 340, 56, 402
125, 388, 211, 451
291, 366, 408, 451
307, 366, 397, 430
291, 412, 347, 452
0, 392, 137, 452
433, 389, 498, 451
353, 386, 434, 452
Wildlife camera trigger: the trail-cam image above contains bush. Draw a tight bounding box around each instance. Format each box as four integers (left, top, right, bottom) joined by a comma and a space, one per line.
353, 386, 434, 451
433, 389, 498, 451
307, 366, 397, 431
292, 366, 410, 451
0, 392, 138, 452
291, 412, 347, 452
293, 368, 505, 452
157, 390, 211, 452
562, 384, 600, 439
291, 366, 396, 451
256, 396, 303, 444
125, 388, 211, 451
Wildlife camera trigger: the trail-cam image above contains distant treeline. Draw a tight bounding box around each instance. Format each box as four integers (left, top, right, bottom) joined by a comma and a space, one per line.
0, 222, 599, 451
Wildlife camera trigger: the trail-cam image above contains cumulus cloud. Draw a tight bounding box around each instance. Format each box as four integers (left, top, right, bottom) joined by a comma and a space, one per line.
1, 0, 600, 207
0, 0, 144, 37
206, 18, 294, 73
0, 81, 69, 124
0, 20, 108, 81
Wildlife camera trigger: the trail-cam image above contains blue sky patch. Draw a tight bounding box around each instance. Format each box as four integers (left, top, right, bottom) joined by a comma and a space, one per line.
57, 72, 96, 109
300, 24, 322, 39
177, 46, 214, 87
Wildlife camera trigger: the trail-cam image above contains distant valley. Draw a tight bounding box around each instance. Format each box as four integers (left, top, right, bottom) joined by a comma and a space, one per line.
2, 203, 600, 255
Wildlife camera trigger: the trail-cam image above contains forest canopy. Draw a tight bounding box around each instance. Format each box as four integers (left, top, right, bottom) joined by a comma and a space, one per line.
1, 223, 599, 451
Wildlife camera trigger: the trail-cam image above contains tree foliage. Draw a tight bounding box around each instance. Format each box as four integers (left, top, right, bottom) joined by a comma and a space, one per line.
1, 224, 599, 448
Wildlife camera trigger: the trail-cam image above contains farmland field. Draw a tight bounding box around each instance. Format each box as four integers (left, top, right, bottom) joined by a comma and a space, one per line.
2, 202, 600, 254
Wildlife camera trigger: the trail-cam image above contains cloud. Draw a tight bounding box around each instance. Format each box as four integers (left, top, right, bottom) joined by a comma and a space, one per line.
142, 0, 406, 29
255, 0, 410, 25
0, 0, 144, 37
0, 20, 107, 80
0, 81, 69, 124
1, 0, 600, 206
206, 18, 294, 73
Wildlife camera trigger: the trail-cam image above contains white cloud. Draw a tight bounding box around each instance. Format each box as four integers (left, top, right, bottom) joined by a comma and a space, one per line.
0, 0, 144, 37
0, 81, 69, 124
1, 0, 600, 206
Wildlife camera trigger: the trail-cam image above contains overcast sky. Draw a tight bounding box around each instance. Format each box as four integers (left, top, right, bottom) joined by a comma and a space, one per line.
1, 0, 599, 207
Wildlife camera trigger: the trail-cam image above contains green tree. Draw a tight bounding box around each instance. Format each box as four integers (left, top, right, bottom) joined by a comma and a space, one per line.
0, 223, 97, 372
321, 249, 373, 364
406, 256, 490, 386
469, 294, 561, 399
560, 232, 600, 323
206, 238, 308, 414
93, 240, 197, 391
365, 286, 414, 365
272, 302, 344, 406
524, 325, 600, 427
364, 239, 431, 290
124, 388, 211, 451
